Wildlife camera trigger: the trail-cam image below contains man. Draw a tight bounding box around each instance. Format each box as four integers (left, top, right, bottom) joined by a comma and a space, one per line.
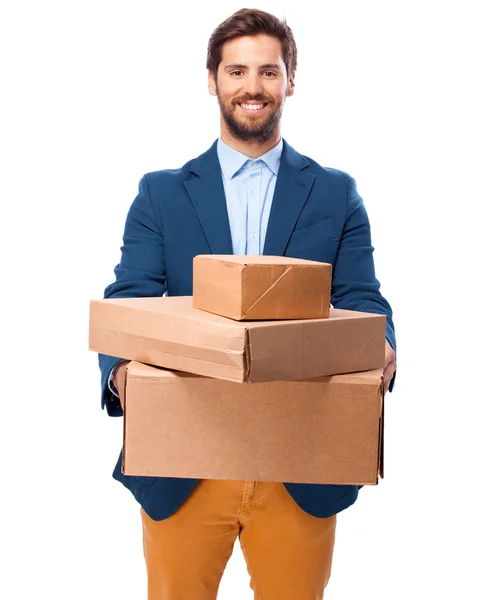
98, 8, 397, 600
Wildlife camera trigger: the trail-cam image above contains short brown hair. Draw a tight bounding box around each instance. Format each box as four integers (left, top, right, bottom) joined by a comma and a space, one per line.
206, 8, 297, 80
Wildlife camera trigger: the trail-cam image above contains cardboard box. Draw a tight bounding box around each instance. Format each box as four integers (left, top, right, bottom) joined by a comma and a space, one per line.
89, 296, 386, 383
192, 255, 332, 320
121, 361, 384, 485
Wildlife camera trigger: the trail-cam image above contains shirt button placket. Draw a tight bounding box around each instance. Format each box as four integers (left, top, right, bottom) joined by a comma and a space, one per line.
247, 160, 261, 255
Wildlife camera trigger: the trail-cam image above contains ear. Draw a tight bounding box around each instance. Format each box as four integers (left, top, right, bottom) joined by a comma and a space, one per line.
286, 74, 295, 97
208, 71, 217, 97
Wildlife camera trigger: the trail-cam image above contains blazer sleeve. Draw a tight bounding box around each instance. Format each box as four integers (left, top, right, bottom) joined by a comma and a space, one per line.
330, 177, 397, 391
98, 174, 167, 416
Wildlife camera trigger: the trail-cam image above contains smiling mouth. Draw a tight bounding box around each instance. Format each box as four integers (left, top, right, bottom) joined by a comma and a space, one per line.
237, 102, 269, 113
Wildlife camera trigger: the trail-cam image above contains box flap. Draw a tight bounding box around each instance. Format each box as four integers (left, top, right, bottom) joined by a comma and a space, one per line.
241, 263, 331, 320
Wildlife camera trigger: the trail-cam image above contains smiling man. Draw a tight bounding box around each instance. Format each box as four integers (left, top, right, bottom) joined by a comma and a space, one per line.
99, 8, 397, 600
211, 34, 291, 148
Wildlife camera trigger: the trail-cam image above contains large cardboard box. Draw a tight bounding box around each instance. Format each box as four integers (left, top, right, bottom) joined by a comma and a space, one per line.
121, 361, 384, 485
89, 296, 386, 383
192, 255, 332, 320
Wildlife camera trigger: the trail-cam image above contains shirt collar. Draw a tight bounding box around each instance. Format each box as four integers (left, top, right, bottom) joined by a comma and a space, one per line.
217, 137, 283, 179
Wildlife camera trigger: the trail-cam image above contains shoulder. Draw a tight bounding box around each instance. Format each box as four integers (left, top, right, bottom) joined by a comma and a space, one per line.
286, 145, 363, 214
302, 155, 357, 205
302, 153, 353, 186
139, 141, 219, 191
141, 158, 196, 188
283, 140, 354, 188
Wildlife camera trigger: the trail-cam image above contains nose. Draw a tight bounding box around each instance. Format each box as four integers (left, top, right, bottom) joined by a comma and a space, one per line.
243, 73, 263, 96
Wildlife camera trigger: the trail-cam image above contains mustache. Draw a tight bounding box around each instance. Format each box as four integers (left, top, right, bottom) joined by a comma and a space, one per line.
234, 94, 271, 104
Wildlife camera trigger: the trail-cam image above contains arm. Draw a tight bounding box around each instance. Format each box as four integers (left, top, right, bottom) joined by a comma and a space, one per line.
98, 174, 167, 416
330, 177, 397, 391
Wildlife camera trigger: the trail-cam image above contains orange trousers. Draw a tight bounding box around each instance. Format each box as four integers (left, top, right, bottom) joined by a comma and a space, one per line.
141, 478, 337, 599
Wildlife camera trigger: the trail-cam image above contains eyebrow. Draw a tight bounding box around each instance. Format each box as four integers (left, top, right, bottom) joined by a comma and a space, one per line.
223, 63, 281, 71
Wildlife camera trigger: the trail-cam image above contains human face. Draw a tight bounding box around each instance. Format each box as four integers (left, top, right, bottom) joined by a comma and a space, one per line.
208, 34, 294, 144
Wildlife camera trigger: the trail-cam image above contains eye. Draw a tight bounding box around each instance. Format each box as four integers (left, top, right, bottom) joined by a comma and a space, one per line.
263, 71, 277, 77
231, 70, 243, 76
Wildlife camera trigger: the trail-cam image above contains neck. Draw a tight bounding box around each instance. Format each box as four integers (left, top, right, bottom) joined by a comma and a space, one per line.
219, 122, 281, 158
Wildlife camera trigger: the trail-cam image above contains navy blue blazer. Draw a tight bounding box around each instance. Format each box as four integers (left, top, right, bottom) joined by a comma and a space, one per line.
98, 138, 396, 521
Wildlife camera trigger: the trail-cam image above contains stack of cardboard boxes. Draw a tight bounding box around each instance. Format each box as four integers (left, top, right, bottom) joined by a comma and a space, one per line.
89, 255, 386, 486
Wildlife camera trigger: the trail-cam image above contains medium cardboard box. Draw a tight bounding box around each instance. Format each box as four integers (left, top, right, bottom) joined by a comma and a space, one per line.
192, 255, 332, 320
89, 296, 386, 383
121, 361, 384, 485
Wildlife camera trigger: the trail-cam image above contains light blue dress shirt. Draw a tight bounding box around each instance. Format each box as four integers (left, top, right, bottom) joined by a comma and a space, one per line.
109, 137, 284, 395
217, 136, 283, 255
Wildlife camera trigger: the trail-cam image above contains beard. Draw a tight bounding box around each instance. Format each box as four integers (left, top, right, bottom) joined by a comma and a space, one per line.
217, 90, 285, 145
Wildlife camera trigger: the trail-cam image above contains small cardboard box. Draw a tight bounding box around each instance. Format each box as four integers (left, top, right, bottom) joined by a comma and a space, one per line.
89, 296, 386, 383
192, 255, 332, 320
121, 361, 384, 485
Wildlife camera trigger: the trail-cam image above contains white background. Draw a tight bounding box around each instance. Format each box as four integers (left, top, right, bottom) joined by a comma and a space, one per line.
1, 0, 478, 598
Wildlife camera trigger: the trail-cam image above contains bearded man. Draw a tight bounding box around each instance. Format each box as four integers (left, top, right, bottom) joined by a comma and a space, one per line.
98, 8, 397, 600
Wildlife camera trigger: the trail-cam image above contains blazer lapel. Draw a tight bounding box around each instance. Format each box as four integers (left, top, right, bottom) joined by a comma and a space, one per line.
263, 139, 316, 256
184, 140, 233, 255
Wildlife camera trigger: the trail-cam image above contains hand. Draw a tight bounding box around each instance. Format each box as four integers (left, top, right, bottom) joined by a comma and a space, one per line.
383, 341, 396, 395
113, 361, 130, 411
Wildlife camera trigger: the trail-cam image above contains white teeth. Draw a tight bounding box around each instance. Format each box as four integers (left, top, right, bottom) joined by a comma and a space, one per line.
240, 103, 266, 111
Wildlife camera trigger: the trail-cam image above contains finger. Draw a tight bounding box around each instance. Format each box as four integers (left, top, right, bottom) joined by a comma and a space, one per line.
383, 377, 391, 395
383, 365, 395, 389
384, 354, 396, 372
383, 365, 395, 386
384, 351, 395, 368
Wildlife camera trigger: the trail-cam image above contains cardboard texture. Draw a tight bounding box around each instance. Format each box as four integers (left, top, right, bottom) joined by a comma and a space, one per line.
192, 254, 332, 320
122, 362, 384, 485
89, 296, 386, 383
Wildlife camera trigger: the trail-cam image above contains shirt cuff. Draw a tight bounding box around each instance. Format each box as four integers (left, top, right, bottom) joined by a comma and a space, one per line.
108, 360, 129, 398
